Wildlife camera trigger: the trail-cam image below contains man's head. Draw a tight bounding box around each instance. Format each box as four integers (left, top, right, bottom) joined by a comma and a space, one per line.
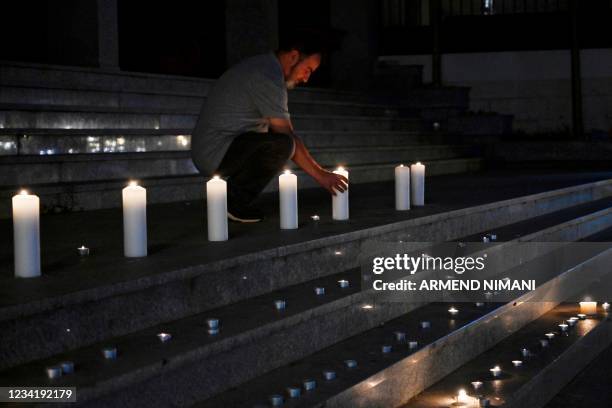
276, 29, 327, 89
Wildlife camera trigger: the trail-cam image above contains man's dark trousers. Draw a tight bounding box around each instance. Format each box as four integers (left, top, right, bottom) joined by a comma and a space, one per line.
215, 132, 295, 207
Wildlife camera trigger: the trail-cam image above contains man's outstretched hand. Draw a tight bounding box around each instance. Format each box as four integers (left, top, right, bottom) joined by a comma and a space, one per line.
315, 169, 349, 196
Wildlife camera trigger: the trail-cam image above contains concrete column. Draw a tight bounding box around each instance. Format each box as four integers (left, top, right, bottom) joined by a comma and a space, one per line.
225, 0, 279, 66
97, 0, 119, 69
330, 0, 379, 91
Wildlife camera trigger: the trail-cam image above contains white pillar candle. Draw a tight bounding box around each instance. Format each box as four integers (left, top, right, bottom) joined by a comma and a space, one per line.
278, 170, 298, 229
579, 301, 597, 315
122, 182, 147, 257
206, 176, 228, 241
332, 166, 349, 220
12, 190, 41, 278
410, 162, 425, 206
395, 164, 411, 211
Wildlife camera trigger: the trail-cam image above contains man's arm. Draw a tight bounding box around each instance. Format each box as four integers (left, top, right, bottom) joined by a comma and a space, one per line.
269, 117, 348, 195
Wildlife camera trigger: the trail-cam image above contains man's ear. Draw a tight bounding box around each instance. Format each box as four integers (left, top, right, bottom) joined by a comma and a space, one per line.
289, 49, 301, 65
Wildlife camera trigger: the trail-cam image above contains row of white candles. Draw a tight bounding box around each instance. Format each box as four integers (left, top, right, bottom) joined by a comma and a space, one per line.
12, 163, 425, 277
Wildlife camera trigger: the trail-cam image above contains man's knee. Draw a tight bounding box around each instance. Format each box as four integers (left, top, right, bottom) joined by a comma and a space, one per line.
269, 132, 295, 160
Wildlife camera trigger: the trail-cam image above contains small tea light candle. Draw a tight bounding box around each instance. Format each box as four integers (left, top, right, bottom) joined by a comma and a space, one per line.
521, 348, 530, 358
577, 313, 587, 320
433, 122, 440, 131
323, 370, 336, 381
448, 307, 459, 316
332, 166, 349, 220
475, 302, 485, 307
77, 245, 90, 256
545, 332, 555, 340
457, 389, 470, 404
568, 317, 578, 326
12, 189, 41, 278
345, 359, 358, 369
394, 331, 406, 342
580, 301, 597, 315
471, 381, 483, 391
489, 366, 501, 377
540, 339, 549, 348
122, 181, 148, 257
274, 300, 286, 311
338, 279, 350, 288
269, 394, 284, 407
409, 341, 419, 349
311, 214, 320, 221
157, 332, 172, 342
279, 170, 298, 230
362, 304, 374, 310
314, 287, 325, 296
382, 345, 392, 354
395, 164, 411, 211
60, 361, 74, 374
483, 236, 490, 243
303, 379, 316, 391
102, 347, 117, 360
420, 321, 431, 329
558, 323, 569, 332
512, 360, 523, 367
46, 366, 62, 379
287, 386, 301, 398
603, 302, 610, 311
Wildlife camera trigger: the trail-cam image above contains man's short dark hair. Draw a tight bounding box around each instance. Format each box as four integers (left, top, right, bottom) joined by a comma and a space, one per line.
278, 28, 343, 56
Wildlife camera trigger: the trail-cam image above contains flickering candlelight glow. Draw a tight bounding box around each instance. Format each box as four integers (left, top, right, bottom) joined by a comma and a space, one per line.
448, 307, 459, 315
490, 365, 501, 377
512, 360, 523, 367
545, 332, 555, 340
457, 389, 469, 404
471, 381, 483, 390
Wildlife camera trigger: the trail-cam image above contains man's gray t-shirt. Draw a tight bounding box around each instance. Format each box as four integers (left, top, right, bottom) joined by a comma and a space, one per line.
191, 53, 290, 175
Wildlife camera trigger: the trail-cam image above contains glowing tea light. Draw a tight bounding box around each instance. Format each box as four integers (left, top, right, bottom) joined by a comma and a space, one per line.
60, 361, 74, 374
382, 345, 392, 354
489, 366, 501, 377
314, 287, 325, 296
206, 176, 228, 241
420, 321, 431, 329
102, 347, 117, 360
567, 317, 579, 326
303, 379, 316, 391
344, 359, 358, 369
157, 332, 172, 343
521, 348, 530, 357
471, 381, 483, 391
338, 279, 350, 288
580, 301, 597, 315
274, 300, 286, 311
332, 166, 349, 220
46, 366, 62, 379
457, 389, 470, 404
410, 162, 425, 206
279, 170, 298, 229
77, 245, 90, 256
512, 360, 523, 367
12, 189, 41, 278
540, 339, 549, 348
323, 370, 336, 381
287, 386, 301, 398
269, 394, 284, 407
122, 181, 147, 257
603, 302, 610, 311
448, 307, 459, 316
362, 304, 374, 310
409, 341, 418, 349
311, 214, 320, 221
577, 313, 587, 320
206, 318, 219, 335
395, 164, 411, 211
545, 332, 555, 340
394, 331, 406, 342
558, 323, 569, 332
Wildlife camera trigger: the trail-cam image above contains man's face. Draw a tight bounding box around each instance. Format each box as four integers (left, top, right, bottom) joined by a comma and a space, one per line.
285, 52, 321, 90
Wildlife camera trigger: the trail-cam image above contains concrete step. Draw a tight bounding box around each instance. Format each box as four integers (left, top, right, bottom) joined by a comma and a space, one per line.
0, 158, 484, 217
0, 109, 425, 132
401, 301, 612, 408
2, 196, 611, 406
0, 89, 422, 119
0, 145, 477, 187
1, 175, 610, 370
0, 130, 454, 157
195, 234, 612, 408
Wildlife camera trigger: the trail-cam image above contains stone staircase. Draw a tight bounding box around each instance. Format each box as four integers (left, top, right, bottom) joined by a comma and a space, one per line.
1, 171, 612, 407
0, 61, 511, 218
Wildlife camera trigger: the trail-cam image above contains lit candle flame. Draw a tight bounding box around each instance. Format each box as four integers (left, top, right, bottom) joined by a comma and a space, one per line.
336, 166, 345, 172
284, 169, 291, 175
19, 189, 28, 195
212, 175, 220, 180
128, 181, 138, 187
